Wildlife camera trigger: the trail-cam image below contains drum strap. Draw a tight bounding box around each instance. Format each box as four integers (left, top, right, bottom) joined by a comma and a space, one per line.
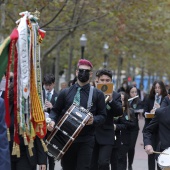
87, 86, 94, 110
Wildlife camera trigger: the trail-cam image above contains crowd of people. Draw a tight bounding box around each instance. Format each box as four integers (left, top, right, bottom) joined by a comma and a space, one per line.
1, 58, 170, 170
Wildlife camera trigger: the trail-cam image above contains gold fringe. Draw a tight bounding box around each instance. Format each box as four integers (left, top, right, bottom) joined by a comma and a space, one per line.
26, 127, 30, 137
24, 132, 28, 145
11, 142, 16, 155
28, 146, 33, 157
7, 128, 10, 141
40, 139, 48, 152
29, 137, 34, 148
16, 144, 20, 158
19, 126, 23, 135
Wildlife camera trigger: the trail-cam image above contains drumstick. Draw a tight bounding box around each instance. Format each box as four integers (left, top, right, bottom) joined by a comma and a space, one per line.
153, 151, 169, 155
128, 95, 139, 101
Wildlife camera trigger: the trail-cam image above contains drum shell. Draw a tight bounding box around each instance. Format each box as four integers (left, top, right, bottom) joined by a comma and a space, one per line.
46, 104, 92, 160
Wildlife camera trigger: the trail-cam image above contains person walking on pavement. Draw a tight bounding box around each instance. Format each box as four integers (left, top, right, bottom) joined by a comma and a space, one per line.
90, 69, 123, 170
143, 80, 167, 170
127, 85, 143, 170
48, 59, 107, 170
43, 74, 58, 170
143, 104, 170, 170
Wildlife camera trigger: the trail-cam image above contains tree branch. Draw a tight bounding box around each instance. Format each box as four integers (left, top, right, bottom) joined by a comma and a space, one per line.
40, 0, 68, 28
43, 13, 108, 31
42, 31, 71, 60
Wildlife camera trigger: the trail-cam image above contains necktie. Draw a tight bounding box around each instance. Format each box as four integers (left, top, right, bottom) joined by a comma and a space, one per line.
156, 96, 160, 104
73, 87, 81, 106
46, 92, 51, 101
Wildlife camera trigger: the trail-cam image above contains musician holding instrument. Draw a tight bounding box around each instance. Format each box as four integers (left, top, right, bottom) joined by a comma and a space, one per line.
48, 59, 106, 170
43, 74, 58, 170
143, 80, 167, 170
90, 69, 123, 170
126, 85, 143, 170
143, 104, 170, 170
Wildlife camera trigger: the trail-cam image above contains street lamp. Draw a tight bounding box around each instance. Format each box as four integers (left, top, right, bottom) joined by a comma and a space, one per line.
80, 34, 87, 59
103, 42, 109, 68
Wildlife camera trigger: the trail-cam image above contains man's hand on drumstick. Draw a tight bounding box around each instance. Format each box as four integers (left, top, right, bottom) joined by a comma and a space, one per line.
86, 117, 94, 125
145, 145, 154, 155
47, 120, 55, 131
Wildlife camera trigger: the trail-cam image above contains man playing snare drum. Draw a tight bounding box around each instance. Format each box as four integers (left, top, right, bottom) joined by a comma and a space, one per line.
48, 59, 107, 170
143, 105, 170, 170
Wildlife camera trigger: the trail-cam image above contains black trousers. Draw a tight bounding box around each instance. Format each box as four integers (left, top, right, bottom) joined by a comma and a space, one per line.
148, 132, 159, 170
110, 147, 118, 170
62, 139, 95, 170
47, 155, 55, 170
118, 144, 129, 170
11, 154, 36, 170
128, 130, 139, 167
90, 141, 113, 170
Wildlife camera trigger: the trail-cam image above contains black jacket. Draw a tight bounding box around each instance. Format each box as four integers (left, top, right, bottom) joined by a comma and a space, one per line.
95, 91, 123, 145
143, 105, 170, 150
161, 96, 170, 108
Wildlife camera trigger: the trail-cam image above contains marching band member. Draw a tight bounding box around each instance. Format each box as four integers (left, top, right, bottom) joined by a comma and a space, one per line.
48, 59, 106, 170
126, 85, 143, 170
43, 74, 58, 170
111, 91, 136, 170
90, 69, 123, 170
143, 80, 167, 170
143, 104, 170, 170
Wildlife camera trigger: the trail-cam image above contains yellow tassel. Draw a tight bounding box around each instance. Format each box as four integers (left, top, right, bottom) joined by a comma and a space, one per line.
19, 126, 23, 135
40, 139, 48, 152
26, 127, 30, 137
12, 142, 16, 155
28, 146, 33, 157
24, 132, 28, 145
30, 123, 36, 138
29, 137, 34, 148
16, 144, 20, 158
7, 128, 10, 141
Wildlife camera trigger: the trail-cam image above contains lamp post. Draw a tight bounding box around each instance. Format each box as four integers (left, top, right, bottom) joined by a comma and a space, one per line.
103, 42, 109, 68
80, 34, 87, 59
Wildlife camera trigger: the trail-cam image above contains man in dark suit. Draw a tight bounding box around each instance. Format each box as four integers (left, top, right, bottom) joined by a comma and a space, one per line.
43, 74, 58, 170
0, 98, 11, 170
143, 105, 170, 170
90, 69, 123, 170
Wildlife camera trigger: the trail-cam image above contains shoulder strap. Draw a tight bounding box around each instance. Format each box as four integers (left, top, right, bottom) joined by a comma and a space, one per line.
87, 86, 94, 110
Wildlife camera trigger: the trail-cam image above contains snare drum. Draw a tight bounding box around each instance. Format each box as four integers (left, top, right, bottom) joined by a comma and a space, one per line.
46, 104, 92, 160
158, 147, 170, 170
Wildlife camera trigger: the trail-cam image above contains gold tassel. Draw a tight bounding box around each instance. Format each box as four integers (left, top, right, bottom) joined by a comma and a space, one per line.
26, 127, 30, 137
12, 142, 16, 155
16, 144, 20, 158
40, 139, 48, 152
7, 128, 10, 141
29, 137, 34, 148
24, 132, 28, 145
19, 126, 23, 135
28, 146, 33, 157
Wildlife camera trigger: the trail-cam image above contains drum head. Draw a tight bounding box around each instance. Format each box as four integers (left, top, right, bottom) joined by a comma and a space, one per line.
158, 148, 170, 167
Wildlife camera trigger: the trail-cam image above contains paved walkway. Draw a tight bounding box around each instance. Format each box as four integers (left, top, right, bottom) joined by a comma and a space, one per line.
53, 117, 148, 170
